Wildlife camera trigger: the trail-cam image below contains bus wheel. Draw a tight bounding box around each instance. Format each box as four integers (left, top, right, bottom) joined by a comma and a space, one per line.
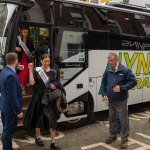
60, 117, 87, 130
60, 92, 94, 129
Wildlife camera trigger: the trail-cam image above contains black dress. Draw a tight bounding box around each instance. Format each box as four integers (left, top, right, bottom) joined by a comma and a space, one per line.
23, 69, 60, 130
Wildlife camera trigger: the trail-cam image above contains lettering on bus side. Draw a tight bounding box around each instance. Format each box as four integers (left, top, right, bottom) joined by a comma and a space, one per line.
118, 52, 150, 89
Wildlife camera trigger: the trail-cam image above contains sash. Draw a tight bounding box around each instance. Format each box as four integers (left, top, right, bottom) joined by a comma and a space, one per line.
17, 36, 33, 62
36, 67, 49, 86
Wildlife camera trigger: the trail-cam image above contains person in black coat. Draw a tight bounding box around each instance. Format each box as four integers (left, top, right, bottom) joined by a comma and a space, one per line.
23, 54, 61, 150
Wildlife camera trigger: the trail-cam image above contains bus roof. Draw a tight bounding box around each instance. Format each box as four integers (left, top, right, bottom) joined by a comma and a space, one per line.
1, 0, 150, 16
54, 0, 150, 15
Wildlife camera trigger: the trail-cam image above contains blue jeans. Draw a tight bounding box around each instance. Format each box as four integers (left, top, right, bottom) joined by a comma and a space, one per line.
1, 112, 18, 150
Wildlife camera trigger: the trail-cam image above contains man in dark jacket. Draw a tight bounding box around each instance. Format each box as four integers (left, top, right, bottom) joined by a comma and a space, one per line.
0, 53, 23, 150
100, 52, 137, 149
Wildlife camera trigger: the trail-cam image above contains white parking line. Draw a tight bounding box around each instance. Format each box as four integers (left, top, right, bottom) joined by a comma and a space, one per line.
0, 140, 20, 150
129, 117, 141, 121
12, 141, 20, 149
130, 114, 149, 119
14, 131, 64, 144
136, 133, 150, 140
144, 111, 150, 115
81, 134, 150, 150
128, 137, 150, 150
0, 131, 64, 149
136, 113, 150, 117
81, 142, 118, 150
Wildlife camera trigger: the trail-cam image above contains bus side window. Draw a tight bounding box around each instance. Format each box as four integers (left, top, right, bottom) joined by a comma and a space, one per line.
145, 16, 150, 37
107, 10, 146, 37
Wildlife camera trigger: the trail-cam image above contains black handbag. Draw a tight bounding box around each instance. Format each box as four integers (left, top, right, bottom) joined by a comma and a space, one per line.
47, 89, 61, 102
42, 89, 68, 113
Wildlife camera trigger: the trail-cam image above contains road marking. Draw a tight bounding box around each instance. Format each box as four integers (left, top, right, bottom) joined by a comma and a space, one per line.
129, 117, 141, 121
136, 133, 150, 140
12, 141, 20, 149
128, 137, 150, 150
14, 131, 64, 144
96, 121, 109, 125
144, 111, 150, 115
81, 142, 118, 150
130, 114, 149, 119
0, 131, 64, 149
0, 140, 20, 150
136, 113, 150, 117
81, 135, 150, 150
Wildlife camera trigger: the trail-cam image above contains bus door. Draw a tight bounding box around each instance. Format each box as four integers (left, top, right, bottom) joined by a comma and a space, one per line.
53, 27, 89, 118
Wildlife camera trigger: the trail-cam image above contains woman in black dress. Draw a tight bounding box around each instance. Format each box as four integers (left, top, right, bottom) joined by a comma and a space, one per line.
23, 54, 61, 150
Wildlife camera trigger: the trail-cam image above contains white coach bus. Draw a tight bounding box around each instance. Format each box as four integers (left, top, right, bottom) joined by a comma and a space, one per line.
0, 0, 150, 129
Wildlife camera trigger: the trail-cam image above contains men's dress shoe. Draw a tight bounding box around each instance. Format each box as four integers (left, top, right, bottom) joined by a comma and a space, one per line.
35, 138, 44, 147
120, 139, 128, 149
105, 136, 117, 144
50, 143, 61, 150
12, 148, 20, 150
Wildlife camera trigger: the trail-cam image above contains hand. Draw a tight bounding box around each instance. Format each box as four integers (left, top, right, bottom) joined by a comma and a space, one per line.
102, 95, 109, 102
50, 83, 56, 90
16, 47, 22, 52
28, 63, 34, 71
17, 112, 23, 118
17, 63, 24, 71
113, 85, 121, 93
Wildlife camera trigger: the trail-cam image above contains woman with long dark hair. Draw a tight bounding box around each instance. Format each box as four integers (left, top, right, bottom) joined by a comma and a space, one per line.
24, 54, 62, 150
16, 26, 35, 95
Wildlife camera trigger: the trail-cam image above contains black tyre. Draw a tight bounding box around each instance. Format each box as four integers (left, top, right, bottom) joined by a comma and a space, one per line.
60, 92, 94, 130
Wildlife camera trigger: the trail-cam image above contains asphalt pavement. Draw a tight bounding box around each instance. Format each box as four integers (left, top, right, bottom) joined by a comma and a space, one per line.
0, 103, 149, 150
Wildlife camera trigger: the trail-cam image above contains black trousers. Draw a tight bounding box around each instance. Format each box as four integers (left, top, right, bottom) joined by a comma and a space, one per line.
1, 112, 18, 150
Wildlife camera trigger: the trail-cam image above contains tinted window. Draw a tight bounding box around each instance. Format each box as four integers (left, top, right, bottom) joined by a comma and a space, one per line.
54, 2, 87, 29
20, 1, 52, 23
83, 6, 109, 31
83, 6, 109, 49
145, 15, 150, 37
56, 30, 86, 63
107, 10, 146, 36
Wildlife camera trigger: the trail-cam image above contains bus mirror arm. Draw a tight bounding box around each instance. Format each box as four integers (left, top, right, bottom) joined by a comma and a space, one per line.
55, 56, 63, 65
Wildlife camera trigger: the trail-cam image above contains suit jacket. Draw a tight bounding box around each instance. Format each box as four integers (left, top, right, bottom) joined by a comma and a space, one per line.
0, 66, 22, 114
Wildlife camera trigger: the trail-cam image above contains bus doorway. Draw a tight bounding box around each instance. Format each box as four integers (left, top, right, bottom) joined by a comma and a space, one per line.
53, 27, 91, 128
18, 24, 51, 67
